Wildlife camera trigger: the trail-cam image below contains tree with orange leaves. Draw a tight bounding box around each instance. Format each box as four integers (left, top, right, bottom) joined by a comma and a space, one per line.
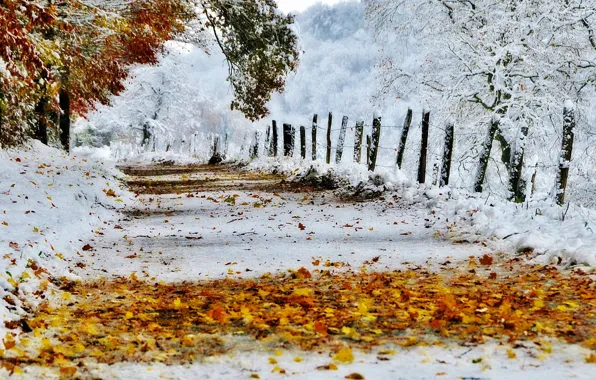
0, 0, 299, 151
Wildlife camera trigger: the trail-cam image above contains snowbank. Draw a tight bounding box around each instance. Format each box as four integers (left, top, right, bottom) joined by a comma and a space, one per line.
247, 157, 596, 268
435, 192, 596, 268
0, 141, 132, 345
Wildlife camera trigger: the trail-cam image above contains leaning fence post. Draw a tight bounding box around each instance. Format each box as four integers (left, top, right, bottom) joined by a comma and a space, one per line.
366, 135, 372, 168
271, 120, 278, 157
396, 108, 413, 169
312, 114, 318, 161
556, 105, 576, 206
417, 111, 430, 183
326, 112, 333, 164
368, 116, 382, 171
300, 126, 306, 159
354, 121, 364, 163
283, 124, 293, 157
335, 116, 349, 164
440, 123, 454, 187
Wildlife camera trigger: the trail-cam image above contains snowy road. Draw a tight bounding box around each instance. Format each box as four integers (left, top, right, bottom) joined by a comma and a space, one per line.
75, 164, 489, 282
55, 164, 593, 380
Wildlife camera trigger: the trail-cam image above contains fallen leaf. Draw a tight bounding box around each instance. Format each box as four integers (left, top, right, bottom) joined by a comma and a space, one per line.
333, 347, 354, 363
345, 373, 365, 379
479, 254, 493, 266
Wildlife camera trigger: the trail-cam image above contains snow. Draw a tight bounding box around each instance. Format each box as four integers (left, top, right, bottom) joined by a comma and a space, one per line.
20, 341, 596, 379
0, 141, 132, 344
436, 193, 596, 268
3, 159, 590, 378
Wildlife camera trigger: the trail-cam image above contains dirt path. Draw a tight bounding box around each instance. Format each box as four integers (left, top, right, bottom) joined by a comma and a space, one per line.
3, 164, 595, 379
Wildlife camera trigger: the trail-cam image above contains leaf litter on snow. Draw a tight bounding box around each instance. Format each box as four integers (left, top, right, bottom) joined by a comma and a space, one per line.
1, 257, 594, 376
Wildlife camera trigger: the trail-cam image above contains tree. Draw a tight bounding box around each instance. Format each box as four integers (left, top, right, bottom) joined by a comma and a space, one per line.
1, 0, 299, 149
366, 0, 596, 202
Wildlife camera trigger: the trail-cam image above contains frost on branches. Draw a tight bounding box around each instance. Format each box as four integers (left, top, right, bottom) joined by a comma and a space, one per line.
366, 0, 596, 203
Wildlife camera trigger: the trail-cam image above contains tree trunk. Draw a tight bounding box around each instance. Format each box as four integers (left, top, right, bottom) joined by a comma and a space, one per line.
474, 120, 499, 193
417, 111, 430, 183
508, 124, 529, 203
311, 114, 318, 161
354, 121, 364, 163
300, 126, 306, 159
59, 88, 71, 152
326, 112, 332, 164
34, 97, 49, 145
556, 106, 575, 206
396, 108, 413, 169
440, 123, 454, 187
368, 116, 382, 172
335, 116, 348, 164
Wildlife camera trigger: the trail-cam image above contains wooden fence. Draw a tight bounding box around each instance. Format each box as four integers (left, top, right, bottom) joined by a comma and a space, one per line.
237, 107, 576, 205
245, 110, 450, 186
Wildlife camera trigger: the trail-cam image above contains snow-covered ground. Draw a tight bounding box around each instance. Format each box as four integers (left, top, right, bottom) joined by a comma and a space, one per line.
56, 163, 596, 378
246, 158, 596, 270
0, 142, 131, 343
1, 145, 594, 379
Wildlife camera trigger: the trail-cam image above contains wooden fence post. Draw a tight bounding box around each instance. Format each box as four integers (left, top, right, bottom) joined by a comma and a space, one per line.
354, 121, 364, 163
335, 116, 349, 164
283, 123, 293, 157
556, 105, 575, 206
271, 120, 278, 157
264, 125, 271, 156
474, 120, 499, 192
366, 135, 372, 168
396, 108, 413, 169
300, 126, 306, 159
368, 116, 382, 171
312, 114, 318, 161
440, 123, 454, 187
326, 112, 332, 164
417, 111, 430, 183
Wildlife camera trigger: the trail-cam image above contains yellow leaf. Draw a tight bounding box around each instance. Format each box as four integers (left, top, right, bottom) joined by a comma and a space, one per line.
294, 357, 303, 363
292, 288, 313, 297
268, 357, 278, 364
342, 326, 358, 339
173, 298, 182, 308
586, 353, 596, 364
183, 335, 195, 347
33, 227, 39, 233
378, 350, 395, 356
13, 366, 23, 375
333, 347, 354, 363
507, 348, 517, 359
125, 311, 133, 319
61, 292, 71, 301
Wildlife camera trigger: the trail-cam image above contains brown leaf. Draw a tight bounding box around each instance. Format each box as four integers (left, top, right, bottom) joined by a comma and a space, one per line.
479, 254, 494, 266
345, 374, 365, 379
82, 244, 94, 251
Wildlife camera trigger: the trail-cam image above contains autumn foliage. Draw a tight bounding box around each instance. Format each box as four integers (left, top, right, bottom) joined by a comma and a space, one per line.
0, 0, 298, 148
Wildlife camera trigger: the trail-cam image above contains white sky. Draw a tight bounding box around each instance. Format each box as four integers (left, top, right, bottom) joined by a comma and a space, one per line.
276, 0, 350, 13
